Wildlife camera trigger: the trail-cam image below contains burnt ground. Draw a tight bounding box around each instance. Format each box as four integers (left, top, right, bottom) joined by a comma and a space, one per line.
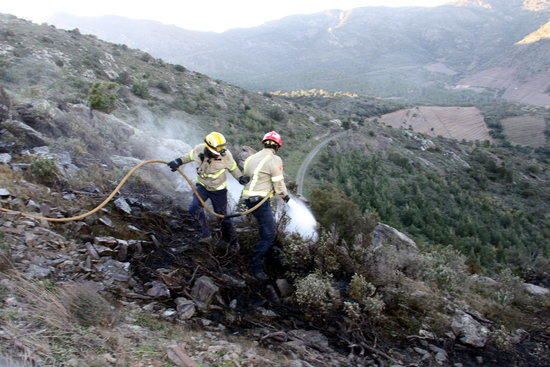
57, 193, 549, 367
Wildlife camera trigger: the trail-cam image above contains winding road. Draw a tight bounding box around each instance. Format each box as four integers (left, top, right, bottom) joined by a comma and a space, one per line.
296, 130, 350, 196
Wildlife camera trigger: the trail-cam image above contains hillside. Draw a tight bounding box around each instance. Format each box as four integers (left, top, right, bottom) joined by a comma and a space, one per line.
49, 1, 549, 106
0, 13, 549, 367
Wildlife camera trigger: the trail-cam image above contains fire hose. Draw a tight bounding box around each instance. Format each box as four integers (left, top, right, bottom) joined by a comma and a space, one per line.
0, 159, 271, 222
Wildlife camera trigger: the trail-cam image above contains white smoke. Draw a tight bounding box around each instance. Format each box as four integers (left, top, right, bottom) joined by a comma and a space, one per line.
274, 195, 318, 240
120, 108, 318, 239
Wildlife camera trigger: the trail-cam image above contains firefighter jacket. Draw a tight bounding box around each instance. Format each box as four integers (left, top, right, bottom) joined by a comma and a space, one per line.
242, 148, 288, 199
181, 143, 242, 191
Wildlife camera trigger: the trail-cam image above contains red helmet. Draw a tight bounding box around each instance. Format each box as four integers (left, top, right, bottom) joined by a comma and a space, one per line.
262, 131, 283, 147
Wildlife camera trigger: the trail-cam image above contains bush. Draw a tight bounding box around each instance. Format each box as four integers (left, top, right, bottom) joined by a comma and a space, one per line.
173, 64, 186, 72
29, 158, 59, 186
267, 106, 286, 122
61, 283, 114, 327
281, 235, 314, 278
421, 246, 468, 293
347, 274, 385, 318
294, 273, 340, 316
131, 79, 149, 98
310, 186, 377, 243
88, 81, 118, 112
156, 80, 171, 94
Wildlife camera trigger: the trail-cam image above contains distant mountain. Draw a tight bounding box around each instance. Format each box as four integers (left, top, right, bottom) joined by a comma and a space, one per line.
49, 1, 549, 106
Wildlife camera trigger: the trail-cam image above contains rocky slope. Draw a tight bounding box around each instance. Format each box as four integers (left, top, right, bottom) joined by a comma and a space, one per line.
0, 13, 549, 367
49, 1, 549, 105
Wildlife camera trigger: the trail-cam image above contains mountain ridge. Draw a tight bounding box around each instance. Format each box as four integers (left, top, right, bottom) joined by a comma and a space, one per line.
48, 2, 549, 106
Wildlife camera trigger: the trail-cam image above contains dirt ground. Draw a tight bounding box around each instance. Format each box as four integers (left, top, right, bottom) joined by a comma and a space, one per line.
378, 106, 492, 142
501, 115, 547, 147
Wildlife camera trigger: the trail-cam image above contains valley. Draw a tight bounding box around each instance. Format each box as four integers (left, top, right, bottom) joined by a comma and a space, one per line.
0, 3, 548, 366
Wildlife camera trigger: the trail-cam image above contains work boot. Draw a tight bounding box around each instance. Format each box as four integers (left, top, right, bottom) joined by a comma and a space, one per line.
198, 235, 212, 245
253, 270, 269, 281
230, 240, 240, 253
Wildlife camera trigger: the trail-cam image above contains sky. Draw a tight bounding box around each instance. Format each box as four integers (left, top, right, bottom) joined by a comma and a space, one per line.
1, 0, 450, 32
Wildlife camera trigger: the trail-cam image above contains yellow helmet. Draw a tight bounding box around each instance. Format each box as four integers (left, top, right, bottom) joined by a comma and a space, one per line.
204, 131, 227, 156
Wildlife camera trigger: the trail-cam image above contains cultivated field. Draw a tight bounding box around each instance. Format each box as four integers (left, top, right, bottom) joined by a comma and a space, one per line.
501, 115, 547, 147
378, 106, 492, 141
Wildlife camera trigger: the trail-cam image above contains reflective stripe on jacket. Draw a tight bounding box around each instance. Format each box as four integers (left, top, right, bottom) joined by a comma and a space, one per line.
181, 143, 242, 191
242, 148, 288, 198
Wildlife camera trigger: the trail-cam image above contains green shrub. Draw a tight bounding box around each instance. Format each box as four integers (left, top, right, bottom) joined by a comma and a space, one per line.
156, 80, 171, 94
88, 81, 118, 112
207, 86, 217, 95
294, 273, 340, 316
131, 79, 149, 98
421, 246, 468, 293
29, 158, 59, 186
173, 64, 186, 72
310, 186, 377, 243
267, 106, 286, 122
347, 274, 385, 318
281, 235, 314, 278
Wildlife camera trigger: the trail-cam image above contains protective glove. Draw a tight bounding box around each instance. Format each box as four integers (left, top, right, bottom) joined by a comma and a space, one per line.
167, 158, 183, 172
282, 195, 291, 203
238, 176, 250, 185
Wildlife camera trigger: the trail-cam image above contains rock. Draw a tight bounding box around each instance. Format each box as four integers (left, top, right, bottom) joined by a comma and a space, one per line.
0, 153, 11, 164
510, 328, 528, 344
288, 329, 331, 353
167, 344, 199, 367
451, 311, 489, 347
175, 298, 196, 319
63, 193, 77, 201
258, 307, 278, 318
146, 281, 170, 298
420, 138, 436, 151
471, 274, 499, 287
96, 259, 130, 282
32, 146, 50, 155
26, 200, 41, 212
99, 217, 114, 228
419, 329, 436, 340
428, 345, 448, 364
86, 242, 100, 260
191, 276, 219, 308
276, 278, 292, 297
372, 223, 418, 252
523, 283, 549, 296
368, 223, 419, 280
163, 308, 177, 317
476, 356, 483, 364
0, 188, 10, 197
94, 236, 118, 247
114, 197, 132, 215
221, 274, 246, 288
26, 264, 53, 279
111, 155, 142, 169
3, 120, 49, 147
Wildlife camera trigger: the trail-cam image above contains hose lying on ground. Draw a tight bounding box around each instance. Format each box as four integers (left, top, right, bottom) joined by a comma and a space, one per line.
0, 159, 270, 222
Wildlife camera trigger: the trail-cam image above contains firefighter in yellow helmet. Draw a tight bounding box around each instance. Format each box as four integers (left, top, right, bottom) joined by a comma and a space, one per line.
241, 131, 290, 280
167, 132, 250, 245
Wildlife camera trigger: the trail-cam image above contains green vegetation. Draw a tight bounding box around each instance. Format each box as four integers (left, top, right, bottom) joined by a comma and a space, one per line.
29, 158, 59, 186
88, 81, 118, 112
131, 79, 149, 98
311, 145, 549, 274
